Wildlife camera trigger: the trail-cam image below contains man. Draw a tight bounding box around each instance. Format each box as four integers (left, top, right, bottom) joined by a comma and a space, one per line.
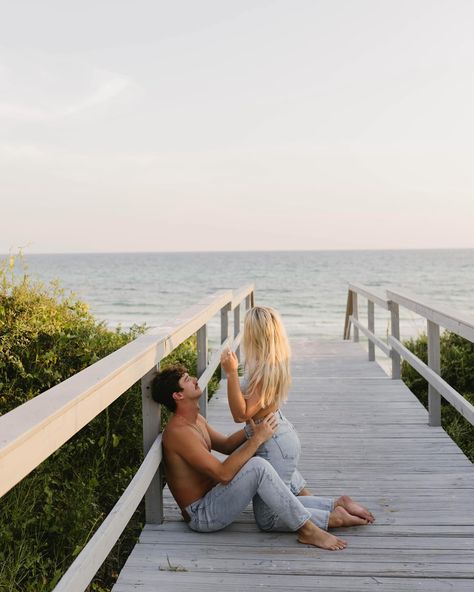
152, 365, 372, 550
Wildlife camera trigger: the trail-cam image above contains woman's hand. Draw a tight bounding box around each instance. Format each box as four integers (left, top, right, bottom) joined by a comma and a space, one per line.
221, 349, 239, 374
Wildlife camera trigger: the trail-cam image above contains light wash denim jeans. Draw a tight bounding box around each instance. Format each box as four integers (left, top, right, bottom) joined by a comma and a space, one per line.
244, 410, 334, 531
184, 457, 311, 533
239, 377, 306, 495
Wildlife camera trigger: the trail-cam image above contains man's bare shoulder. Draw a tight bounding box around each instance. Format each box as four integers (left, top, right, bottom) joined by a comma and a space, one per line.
163, 418, 188, 441
163, 417, 202, 451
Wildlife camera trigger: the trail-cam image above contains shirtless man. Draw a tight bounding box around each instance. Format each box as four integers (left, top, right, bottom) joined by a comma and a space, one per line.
152, 364, 373, 550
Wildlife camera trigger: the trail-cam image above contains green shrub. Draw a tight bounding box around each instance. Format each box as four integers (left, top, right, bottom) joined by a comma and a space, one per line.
402, 331, 474, 463
0, 256, 220, 592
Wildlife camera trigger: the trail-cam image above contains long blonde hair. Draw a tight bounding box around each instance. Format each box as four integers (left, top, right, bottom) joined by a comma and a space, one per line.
243, 306, 291, 409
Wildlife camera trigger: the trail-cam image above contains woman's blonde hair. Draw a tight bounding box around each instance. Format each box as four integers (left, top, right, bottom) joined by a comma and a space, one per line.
242, 306, 291, 409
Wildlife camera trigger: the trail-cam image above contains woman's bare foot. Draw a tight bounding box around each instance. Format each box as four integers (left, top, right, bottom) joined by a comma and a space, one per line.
335, 495, 375, 523
328, 505, 369, 527
297, 520, 347, 550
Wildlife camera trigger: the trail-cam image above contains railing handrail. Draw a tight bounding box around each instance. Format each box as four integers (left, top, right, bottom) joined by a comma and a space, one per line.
347, 282, 390, 310
0, 283, 255, 592
343, 282, 474, 431
0, 288, 239, 498
388, 335, 474, 426
386, 288, 474, 343
231, 283, 254, 311
53, 434, 163, 592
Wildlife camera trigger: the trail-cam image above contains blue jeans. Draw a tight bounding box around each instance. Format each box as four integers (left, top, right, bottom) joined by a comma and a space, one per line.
245, 410, 334, 531
185, 457, 311, 532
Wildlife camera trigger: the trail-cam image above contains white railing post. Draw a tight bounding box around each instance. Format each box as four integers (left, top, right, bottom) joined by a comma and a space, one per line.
220, 303, 231, 378
343, 289, 352, 339
141, 367, 163, 524
234, 304, 241, 361
245, 294, 251, 313
352, 291, 359, 342
197, 324, 208, 417
390, 302, 401, 379
427, 320, 441, 426
368, 299, 375, 361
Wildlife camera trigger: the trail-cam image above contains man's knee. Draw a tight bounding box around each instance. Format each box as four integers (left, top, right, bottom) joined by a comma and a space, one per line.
246, 456, 272, 474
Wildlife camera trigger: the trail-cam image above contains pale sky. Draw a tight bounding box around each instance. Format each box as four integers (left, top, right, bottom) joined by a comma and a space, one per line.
1, 0, 473, 253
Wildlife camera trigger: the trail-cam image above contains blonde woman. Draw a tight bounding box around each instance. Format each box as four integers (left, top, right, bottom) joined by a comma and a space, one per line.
221, 306, 374, 533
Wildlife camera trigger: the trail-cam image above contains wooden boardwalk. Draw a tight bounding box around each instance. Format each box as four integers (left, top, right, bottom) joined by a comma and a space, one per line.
112, 340, 474, 591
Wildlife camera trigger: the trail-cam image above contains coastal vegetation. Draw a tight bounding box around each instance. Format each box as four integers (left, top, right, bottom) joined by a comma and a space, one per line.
402, 331, 474, 463
0, 256, 218, 592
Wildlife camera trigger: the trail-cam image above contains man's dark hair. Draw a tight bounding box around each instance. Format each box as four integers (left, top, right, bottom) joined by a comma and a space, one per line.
151, 364, 188, 412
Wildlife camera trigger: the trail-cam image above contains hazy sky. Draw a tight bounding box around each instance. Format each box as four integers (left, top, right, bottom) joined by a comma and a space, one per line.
1, 0, 473, 253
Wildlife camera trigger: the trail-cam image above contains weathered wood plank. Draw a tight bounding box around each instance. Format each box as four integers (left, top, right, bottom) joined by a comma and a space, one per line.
113, 572, 474, 592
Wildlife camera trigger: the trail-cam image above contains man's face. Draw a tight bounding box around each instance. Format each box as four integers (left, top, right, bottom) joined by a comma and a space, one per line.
177, 372, 202, 400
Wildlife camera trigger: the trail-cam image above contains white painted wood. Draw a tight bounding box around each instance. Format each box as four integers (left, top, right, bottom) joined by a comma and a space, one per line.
349, 316, 391, 357
343, 289, 352, 340
389, 336, 474, 426
352, 291, 359, 342
367, 300, 375, 361
390, 302, 401, 379
197, 339, 230, 392
141, 368, 163, 524
53, 435, 162, 592
387, 288, 474, 342
234, 304, 241, 361
232, 329, 243, 351
245, 294, 251, 313
0, 289, 233, 498
347, 282, 390, 310
197, 324, 208, 417
231, 284, 254, 311
428, 320, 441, 427
220, 303, 231, 379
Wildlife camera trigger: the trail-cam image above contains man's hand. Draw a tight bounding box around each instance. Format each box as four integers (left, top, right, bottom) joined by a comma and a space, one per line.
249, 413, 278, 445
221, 349, 239, 374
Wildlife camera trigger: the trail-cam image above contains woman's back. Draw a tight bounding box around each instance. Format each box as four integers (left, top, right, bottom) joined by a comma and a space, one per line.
242, 306, 291, 419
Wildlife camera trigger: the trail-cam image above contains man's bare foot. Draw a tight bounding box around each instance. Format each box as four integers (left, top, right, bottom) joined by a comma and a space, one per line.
328, 505, 369, 528
298, 487, 312, 496
297, 520, 347, 550
335, 495, 375, 523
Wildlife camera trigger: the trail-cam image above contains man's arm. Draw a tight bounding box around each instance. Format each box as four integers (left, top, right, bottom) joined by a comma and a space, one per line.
175, 415, 277, 484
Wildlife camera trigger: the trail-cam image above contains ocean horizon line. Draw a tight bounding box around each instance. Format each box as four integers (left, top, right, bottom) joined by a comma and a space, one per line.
3, 246, 474, 257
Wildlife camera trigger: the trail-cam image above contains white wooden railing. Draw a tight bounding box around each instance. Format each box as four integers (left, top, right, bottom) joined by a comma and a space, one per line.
343, 283, 474, 429
0, 284, 255, 592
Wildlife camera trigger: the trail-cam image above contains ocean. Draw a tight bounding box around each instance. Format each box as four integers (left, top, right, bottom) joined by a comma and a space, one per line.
12, 250, 473, 347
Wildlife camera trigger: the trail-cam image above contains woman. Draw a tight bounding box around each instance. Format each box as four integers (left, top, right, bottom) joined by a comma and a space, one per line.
220, 305, 374, 532
222, 306, 307, 495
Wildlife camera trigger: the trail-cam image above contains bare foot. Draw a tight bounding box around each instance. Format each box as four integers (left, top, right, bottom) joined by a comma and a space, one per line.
328, 505, 368, 528
335, 495, 375, 523
298, 487, 313, 496
297, 520, 347, 550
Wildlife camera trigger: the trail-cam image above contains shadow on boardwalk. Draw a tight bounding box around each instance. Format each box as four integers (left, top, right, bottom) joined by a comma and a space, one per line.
113, 340, 474, 592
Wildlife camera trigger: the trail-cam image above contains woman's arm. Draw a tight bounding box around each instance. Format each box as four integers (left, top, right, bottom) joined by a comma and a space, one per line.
221, 351, 262, 422
205, 420, 247, 454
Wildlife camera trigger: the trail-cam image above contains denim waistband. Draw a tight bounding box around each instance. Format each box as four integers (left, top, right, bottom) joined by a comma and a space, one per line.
249, 409, 283, 425
184, 497, 202, 518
